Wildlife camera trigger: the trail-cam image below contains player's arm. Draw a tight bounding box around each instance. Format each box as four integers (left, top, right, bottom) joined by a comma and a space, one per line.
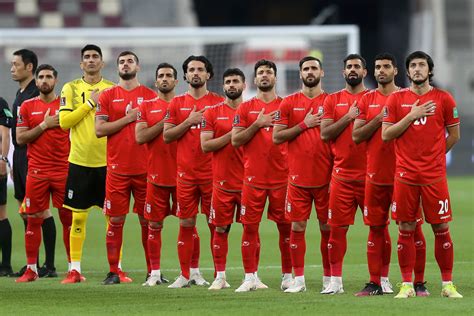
445, 124, 460, 153
352, 112, 383, 144
232, 109, 275, 147
320, 101, 358, 141
273, 108, 322, 144
95, 108, 137, 138
16, 108, 59, 145
136, 120, 164, 144
59, 85, 100, 130
201, 131, 231, 153
381, 100, 435, 141
163, 106, 203, 143
0, 126, 10, 176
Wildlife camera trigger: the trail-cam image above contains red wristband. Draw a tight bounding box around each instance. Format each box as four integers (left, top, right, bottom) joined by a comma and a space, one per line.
298, 121, 308, 131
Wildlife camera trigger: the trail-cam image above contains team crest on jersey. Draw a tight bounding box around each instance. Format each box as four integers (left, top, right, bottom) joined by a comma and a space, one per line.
137, 97, 144, 105
274, 110, 281, 121
233, 115, 240, 125
60, 97, 66, 106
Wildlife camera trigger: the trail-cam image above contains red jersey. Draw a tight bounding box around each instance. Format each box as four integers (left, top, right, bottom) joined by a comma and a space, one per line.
17, 96, 69, 178
357, 89, 396, 185
233, 97, 288, 189
275, 91, 332, 187
201, 102, 244, 191
383, 87, 459, 185
137, 97, 177, 186
165, 92, 224, 184
322, 89, 368, 181
97, 85, 157, 175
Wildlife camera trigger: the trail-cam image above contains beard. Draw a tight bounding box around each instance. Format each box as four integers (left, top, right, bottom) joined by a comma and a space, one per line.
257, 81, 274, 92
39, 85, 54, 94
411, 75, 429, 85
119, 71, 136, 80
224, 89, 243, 100
345, 75, 362, 87
189, 77, 205, 88
302, 76, 321, 88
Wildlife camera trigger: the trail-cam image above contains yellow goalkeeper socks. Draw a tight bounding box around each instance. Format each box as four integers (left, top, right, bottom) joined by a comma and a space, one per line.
70, 211, 89, 263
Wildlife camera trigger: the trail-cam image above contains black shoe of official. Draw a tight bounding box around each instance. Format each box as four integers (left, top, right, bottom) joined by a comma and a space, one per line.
102, 272, 120, 285
160, 273, 169, 284
38, 265, 58, 278
0, 265, 14, 277
10, 265, 27, 277
354, 282, 384, 296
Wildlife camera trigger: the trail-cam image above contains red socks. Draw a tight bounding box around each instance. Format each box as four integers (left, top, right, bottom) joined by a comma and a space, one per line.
242, 223, 259, 274
434, 227, 453, 282
397, 229, 416, 282
106, 219, 125, 274
320, 229, 330, 277
414, 224, 426, 283
277, 223, 292, 274
367, 226, 385, 285
328, 226, 348, 277
190, 226, 200, 269
25, 217, 44, 265
148, 225, 162, 271
381, 225, 392, 277
290, 230, 306, 276
213, 230, 229, 272
58, 209, 72, 263
178, 226, 194, 279
140, 221, 150, 273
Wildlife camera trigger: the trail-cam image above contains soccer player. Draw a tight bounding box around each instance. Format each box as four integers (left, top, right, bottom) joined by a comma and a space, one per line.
15, 64, 72, 282
273, 56, 332, 293
0, 96, 13, 277
136, 63, 178, 286
382, 51, 462, 298
201, 68, 246, 290
164, 55, 223, 288
11, 49, 57, 278
59, 44, 114, 283
320, 54, 369, 294
232, 59, 292, 292
96, 51, 157, 285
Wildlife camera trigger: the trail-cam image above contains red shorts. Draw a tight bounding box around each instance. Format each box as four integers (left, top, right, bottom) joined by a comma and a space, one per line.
25, 175, 66, 214
176, 181, 212, 219
209, 187, 241, 226
392, 179, 452, 224
363, 182, 393, 226
328, 178, 365, 226
286, 184, 329, 223
103, 172, 147, 217
144, 182, 177, 222
240, 184, 288, 224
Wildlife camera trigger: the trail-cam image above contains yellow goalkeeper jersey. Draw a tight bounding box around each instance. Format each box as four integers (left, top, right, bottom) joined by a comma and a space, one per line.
59, 77, 114, 167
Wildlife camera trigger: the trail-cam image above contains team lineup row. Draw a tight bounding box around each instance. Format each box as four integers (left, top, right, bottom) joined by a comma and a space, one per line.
2, 45, 462, 298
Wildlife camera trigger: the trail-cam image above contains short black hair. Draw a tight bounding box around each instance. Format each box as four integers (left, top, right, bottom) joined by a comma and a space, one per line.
343, 53, 366, 69
374, 52, 397, 67
405, 50, 434, 81
81, 44, 102, 59
299, 56, 323, 70
182, 55, 214, 80
254, 59, 277, 77
155, 63, 177, 80
35, 64, 58, 78
13, 49, 38, 73
222, 68, 246, 82
116, 51, 139, 65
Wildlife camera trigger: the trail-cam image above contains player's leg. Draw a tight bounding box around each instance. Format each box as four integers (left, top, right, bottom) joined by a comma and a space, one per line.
392, 180, 419, 298
422, 180, 462, 298
312, 184, 331, 291
0, 176, 13, 277
131, 174, 149, 278
268, 186, 292, 291
413, 218, 428, 296
235, 185, 265, 292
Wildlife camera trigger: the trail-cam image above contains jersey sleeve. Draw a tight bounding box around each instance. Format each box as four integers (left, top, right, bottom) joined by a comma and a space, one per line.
442, 92, 460, 127
59, 83, 74, 112
165, 98, 179, 126
201, 107, 215, 133
0, 98, 13, 128
383, 93, 398, 124
275, 98, 289, 126
137, 102, 148, 124
322, 94, 335, 120
356, 94, 368, 121
17, 101, 30, 128
96, 89, 110, 120
233, 103, 248, 128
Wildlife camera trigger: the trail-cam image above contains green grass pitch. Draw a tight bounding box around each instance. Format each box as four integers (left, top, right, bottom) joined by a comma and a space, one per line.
1, 177, 472, 315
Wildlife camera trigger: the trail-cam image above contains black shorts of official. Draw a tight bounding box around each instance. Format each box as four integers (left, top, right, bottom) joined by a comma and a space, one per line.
63, 162, 106, 211
12, 147, 28, 201
0, 175, 7, 205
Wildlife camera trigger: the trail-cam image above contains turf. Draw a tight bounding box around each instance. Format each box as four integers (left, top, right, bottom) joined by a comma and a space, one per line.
1, 177, 473, 315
